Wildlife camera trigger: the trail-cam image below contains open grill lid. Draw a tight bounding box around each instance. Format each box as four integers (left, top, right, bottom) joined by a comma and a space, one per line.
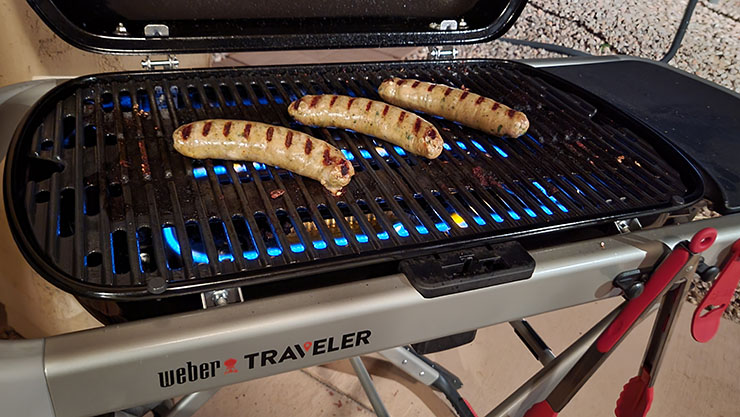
26, 0, 527, 54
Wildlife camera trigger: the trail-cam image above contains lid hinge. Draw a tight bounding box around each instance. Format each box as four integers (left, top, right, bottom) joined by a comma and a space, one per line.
427, 18, 465, 60
427, 46, 459, 60
141, 55, 179, 70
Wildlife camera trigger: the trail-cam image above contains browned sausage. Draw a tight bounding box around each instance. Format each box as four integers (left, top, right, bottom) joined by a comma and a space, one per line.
378, 78, 529, 138
288, 95, 443, 159
172, 119, 353, 195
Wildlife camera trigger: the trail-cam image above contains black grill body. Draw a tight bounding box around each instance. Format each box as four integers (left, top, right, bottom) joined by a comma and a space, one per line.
4, 60, 703, 300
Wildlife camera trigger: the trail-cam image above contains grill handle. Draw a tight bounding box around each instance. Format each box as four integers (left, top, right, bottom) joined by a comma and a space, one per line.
399, 241, 535, 298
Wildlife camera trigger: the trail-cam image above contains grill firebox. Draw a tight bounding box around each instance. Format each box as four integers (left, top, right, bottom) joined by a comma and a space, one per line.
4, 60, 702, 299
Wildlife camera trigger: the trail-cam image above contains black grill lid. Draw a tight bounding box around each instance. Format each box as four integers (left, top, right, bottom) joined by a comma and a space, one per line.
27, 0, 527, 54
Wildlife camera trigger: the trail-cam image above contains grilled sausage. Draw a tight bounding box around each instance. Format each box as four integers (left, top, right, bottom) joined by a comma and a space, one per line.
288, 95, 443, 159
172, 120, 354, 195
378, 78, 529, 138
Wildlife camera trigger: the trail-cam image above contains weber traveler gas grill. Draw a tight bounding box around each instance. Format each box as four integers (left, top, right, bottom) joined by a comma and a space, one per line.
1, 0, 740, 416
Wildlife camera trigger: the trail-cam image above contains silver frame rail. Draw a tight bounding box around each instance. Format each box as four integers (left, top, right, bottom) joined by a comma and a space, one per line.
1, 215, 738, 417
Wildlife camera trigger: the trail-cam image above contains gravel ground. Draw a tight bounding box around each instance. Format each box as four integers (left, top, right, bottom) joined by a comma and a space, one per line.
408, 0, 740, 93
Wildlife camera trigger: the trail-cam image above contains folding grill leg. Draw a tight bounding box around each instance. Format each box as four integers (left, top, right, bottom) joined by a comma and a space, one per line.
380, 347, 476, 417
510, 320, 556, 366
349, 356, 391, 417
486, 304, 625, 417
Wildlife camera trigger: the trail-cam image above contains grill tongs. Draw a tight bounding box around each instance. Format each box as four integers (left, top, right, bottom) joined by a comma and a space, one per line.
522, 227, 718, 417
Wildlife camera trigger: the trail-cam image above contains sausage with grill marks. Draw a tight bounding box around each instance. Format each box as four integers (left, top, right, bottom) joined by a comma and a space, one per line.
172, 119, 354, 195
378, 77, 529, 138
288, 95, 443, 159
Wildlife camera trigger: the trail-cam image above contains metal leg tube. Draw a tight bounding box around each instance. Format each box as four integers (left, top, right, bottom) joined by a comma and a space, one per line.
164, 388, 219, 417
486, 304, 625, 417
510, 319, 556, 366
349, 356, 391, 417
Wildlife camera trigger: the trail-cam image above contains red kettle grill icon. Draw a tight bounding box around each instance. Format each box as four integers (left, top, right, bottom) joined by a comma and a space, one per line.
224, 358, 238, 374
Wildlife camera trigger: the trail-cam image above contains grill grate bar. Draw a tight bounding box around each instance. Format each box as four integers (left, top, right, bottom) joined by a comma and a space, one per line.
111, 84, 144, 285
153, 79, 198, 280
135, 82, 176, 282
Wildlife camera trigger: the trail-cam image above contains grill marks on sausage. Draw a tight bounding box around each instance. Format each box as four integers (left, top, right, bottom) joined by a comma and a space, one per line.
365, 101, 372, 112
181, 124, 192, 140
292, 98, 303, 111
396, 79, 406, 86
413, 118, 422, 134
202, 121, 212, 136
222, 121, 232, 136
507, 109, 516, 118
304, 138, 313, 155
329, 95, 338, 107
411, 81, 421, 88
426, 128, 437, 139
460, 92, 469, 101
492, 103, 501, 111
285, 131, 293, 148
347, 98, 356, 110
444, 88, 453, 97
322, 147, 332, 166
310, 96, 321, 108
398, 111, 406, 123
475, 96, 485, 105
341, 161, 350, 176
266, 126, 274, 142
242, 123, 252, 140
427, 84, 436, 92
382, 105, 389, 116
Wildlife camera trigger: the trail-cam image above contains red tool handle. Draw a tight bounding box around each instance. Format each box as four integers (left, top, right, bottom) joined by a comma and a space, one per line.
615, 367, 654, 417
523, 400, 557, 417
692, 239, 740, 343
596, 228, 717, 353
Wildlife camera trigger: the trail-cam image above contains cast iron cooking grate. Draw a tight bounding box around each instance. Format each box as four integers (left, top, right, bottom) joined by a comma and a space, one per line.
5, 60, 701, 299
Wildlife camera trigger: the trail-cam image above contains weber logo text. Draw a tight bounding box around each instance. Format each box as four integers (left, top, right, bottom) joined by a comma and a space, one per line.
157, 330, 371, 388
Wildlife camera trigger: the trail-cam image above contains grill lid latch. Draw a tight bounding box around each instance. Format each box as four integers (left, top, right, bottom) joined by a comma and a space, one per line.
141, 55, 179, 70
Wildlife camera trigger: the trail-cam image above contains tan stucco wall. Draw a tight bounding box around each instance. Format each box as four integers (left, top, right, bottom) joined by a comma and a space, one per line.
0, 0, 210, 88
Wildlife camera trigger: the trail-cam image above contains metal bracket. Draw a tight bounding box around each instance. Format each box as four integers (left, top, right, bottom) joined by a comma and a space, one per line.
201, 288, 244, 308
378, 347, 440, 385
427, 46, 460, 60
141, 55, 179, 71
428, 19, 468, 31
615, 218, 642, 234
144, 24, 170, 38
